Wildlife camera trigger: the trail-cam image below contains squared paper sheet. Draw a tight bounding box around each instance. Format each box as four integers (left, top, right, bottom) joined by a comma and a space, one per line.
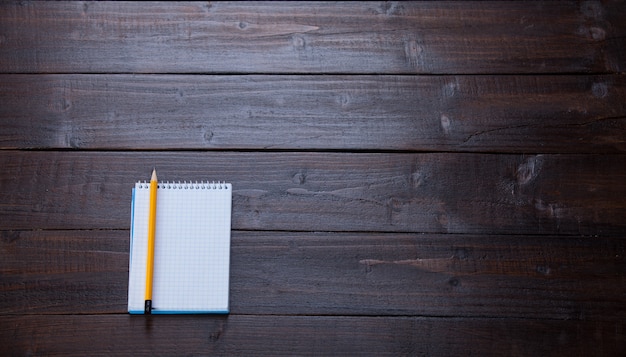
128, 182, 232, 314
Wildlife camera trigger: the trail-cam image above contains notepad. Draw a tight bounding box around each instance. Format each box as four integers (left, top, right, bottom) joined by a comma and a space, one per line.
127, 180, 232, 314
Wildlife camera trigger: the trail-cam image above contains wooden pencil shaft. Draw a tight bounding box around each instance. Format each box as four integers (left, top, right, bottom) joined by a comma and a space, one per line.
144, 170, 158, 312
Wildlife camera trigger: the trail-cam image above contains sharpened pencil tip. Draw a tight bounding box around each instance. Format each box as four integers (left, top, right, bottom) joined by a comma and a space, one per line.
151, 169, 157, 182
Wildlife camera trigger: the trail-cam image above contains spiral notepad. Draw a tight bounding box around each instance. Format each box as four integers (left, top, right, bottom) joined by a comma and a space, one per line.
127, 180, 232, 314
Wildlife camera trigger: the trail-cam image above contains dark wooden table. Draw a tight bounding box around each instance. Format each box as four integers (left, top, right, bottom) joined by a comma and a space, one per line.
1, 1, 625, 355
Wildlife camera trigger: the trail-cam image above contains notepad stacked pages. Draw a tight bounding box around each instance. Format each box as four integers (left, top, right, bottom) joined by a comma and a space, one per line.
128, 180, 232, 314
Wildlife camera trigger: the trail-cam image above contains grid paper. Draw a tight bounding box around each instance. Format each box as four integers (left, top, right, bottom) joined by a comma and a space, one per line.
128, 182, 231, 313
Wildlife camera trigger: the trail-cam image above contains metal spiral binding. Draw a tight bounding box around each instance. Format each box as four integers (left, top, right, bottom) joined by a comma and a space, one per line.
136, 180, 227, 189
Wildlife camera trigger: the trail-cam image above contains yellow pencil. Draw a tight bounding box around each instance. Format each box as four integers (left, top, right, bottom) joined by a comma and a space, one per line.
144, 168, 158, 314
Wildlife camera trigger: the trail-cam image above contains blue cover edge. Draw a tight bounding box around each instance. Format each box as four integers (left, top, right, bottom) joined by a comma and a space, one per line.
129, 309, 229, 315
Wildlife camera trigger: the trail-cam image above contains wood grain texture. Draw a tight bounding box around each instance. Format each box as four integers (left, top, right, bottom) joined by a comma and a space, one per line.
2, 1, 625, 354
1, 151, 625, 235
1, 314, 623, 356
1, 74, 625, 152
1, 230, 624, 319
0, 1, 624, 74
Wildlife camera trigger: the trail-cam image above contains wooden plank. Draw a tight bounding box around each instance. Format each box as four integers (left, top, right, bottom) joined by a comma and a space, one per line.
1, 314, 624, 356
1, 230, 624, 319
0, 1, 624, 74
1, 151, 625, 235
1, 74, 625, 152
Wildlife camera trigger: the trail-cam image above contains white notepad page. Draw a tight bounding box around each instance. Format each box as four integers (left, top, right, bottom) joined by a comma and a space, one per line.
128, 181, 231, 314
